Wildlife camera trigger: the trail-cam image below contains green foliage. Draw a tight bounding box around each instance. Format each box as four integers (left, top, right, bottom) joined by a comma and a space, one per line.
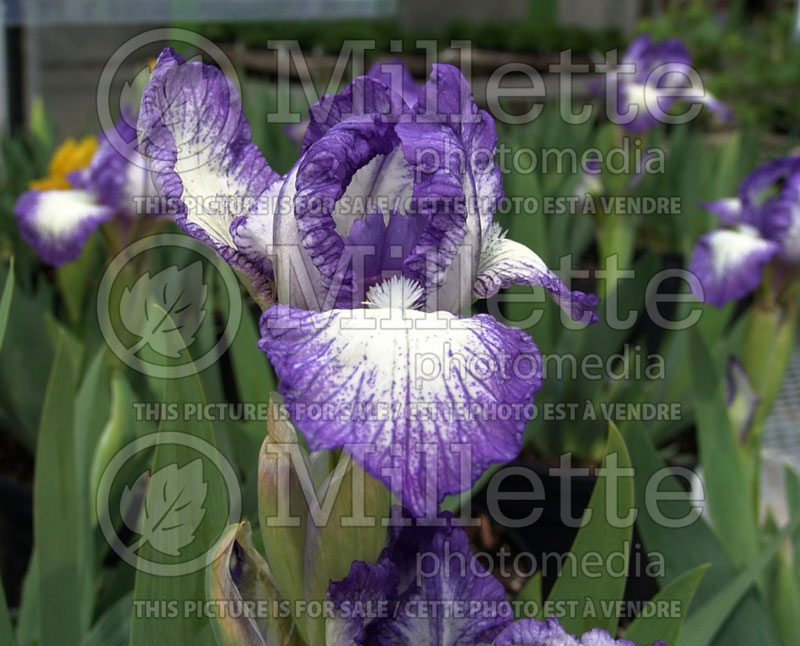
639, 0, 800, 133
186, 18, 623, 57
546, 424, 635, 636
625, 565, 708, 646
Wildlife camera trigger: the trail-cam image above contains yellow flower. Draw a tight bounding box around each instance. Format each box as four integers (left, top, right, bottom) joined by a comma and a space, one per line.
29, 135, 98, 190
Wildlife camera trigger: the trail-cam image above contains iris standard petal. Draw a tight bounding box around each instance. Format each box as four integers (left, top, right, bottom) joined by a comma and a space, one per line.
14, 188, 113, 266
366, 60, 421, 108
473, 223, 600, 325
138, 47, 281, 302
292, 77, 410, 307
258, 304, 542, 516
395, 64, 503, 312
689, 226, 780, 307
300, 74, 406, 154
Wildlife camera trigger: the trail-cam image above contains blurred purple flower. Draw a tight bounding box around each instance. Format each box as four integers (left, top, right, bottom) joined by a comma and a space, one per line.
14, 115, 164, 266
689, 157, 800, 306
604, 34, 731, 133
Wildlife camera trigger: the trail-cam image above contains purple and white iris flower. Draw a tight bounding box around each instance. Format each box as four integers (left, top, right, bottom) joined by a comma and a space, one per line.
14, 116, 161, 266
609, 34, 731, 133
138, 48, 600, 516
326, 516, 662, 646
689, 156, 800, 307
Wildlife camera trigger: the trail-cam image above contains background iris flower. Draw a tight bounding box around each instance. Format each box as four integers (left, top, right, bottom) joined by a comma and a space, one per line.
689, 156, 800, 307
606, 34, 731, 134
14, 116, 164, 266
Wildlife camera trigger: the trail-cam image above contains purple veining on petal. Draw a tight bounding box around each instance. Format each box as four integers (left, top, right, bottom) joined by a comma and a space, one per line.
293, 77, 407, 307
327, 559, 399, 645
494, 617, 581, 646
395, 64, 497, 311
14, 188, 114, 266
366, 519, 510, 645
327, 514, 511, 646
366, 60, 421, 108
339, 210, 426, 302
258, 305, 542, 516
494, 617, 661, 646
689, 227, 779, 307
138, 47, 281, 303
300, 74, 406, 154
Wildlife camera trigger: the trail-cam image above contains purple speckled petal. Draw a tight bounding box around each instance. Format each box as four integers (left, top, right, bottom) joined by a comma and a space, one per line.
259, 305, 542, 516
493, 618, 581, 646
395, 64, 501, 312
473, 224, 600, 325
14, 189, 113, 266
701, 198, 744, 226
290, 61, 415, 152
689, 226, 779, 307
493, 618, 659, 646
138, 47, 280, 303
365, 520, 511, 645
327, 559, 399, 645
366, 60, 420, 108
300, 74, 406, 154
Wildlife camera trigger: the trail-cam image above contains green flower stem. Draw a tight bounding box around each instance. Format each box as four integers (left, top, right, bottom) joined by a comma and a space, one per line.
741, 292, 799, 509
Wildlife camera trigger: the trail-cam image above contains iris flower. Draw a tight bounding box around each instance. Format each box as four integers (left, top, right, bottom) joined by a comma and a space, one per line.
14, 116, 162, 266
610, 34, 731, 133
326, 518, 663, 645
689, 157, 800, 307
138, 48, 599, 516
